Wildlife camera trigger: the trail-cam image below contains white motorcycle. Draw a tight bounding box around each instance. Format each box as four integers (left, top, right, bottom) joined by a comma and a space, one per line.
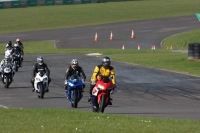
34, 71, 48, 99
1, 62, 13, 88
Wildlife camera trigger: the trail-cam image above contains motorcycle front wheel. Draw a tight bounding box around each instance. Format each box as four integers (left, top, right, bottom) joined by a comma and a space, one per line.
99, 95, 107, 113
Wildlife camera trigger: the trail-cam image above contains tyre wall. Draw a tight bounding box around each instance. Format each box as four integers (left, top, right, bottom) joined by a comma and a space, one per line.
0, 0, 96, 8
188, 43, 200, 60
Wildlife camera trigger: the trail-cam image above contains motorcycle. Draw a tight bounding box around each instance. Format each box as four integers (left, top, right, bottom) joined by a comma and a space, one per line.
1, 62, 13, 88
12, 51, 21, 72
34, 71, 48, 99
91, 76, 114, 113
66, 74, 84, 108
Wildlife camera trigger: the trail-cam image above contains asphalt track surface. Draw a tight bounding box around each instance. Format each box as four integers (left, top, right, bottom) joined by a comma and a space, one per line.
1, 15, 200, 120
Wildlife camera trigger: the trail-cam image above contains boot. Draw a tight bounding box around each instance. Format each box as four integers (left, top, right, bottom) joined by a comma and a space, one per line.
32, 83, 35, 92
88, 95, 92, 102
108, 98, 113, 105
46, 84, 49, 92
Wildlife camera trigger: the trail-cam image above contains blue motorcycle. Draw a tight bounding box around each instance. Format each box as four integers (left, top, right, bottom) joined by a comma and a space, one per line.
66, 74, 84, 108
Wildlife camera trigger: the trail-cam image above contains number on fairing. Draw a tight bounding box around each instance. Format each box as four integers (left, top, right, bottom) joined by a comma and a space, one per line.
92, 87, 99, 96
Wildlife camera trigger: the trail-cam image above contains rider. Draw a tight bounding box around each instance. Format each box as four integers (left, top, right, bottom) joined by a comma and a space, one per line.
16, 38, 24, 62
5, 41, 14, 51
88, 56, 116, 105
0, 55, 15, 82
12, 43, 23, 67
31, 56, 51, 92
4, 41, 14, 56
64, 59, 86, 92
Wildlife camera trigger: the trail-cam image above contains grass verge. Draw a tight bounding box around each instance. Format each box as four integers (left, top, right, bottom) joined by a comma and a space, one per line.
0, 108, 200, 133
1, 41, 199, 77
0, 0, 200, 33
162, 29, 200, 50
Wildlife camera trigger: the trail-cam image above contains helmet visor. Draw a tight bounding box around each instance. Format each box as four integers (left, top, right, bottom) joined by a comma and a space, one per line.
38, 60, 43, 65
72, 64, 77, 68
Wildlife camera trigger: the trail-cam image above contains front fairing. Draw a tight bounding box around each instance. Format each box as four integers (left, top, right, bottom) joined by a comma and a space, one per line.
67, 75, 83, 103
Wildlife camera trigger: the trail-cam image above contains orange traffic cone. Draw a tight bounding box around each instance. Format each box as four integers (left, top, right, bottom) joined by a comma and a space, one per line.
122, 44, 125, 49
170, 45, 172, 49
110, 31, 114, 40
153, 45, 156, 49
182, 46, 184, 49
151, 46, 154, 50
138, 44, 140, 50
94, 32, 98, 41
131, 29, 135, 39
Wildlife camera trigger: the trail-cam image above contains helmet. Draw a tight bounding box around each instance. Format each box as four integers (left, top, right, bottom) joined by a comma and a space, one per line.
14, 43, 19, 48
37, 56, 44, 65
71, 59, 78, 69
7, 41, 12, 47
5, 55, 10, 62
16, 38, 20, 43
102, 56, 111, 68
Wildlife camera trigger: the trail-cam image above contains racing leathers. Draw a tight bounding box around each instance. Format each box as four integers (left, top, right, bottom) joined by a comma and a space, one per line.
17, 41, 24, 61
31, 63, 51, 92
64, 65, 86, 91
0, 59, 15, 82
12, 45, 23, 67
89, 65, 116, 105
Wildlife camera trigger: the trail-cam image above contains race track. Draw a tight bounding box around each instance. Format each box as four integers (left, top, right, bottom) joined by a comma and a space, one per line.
0, 15, 200, 120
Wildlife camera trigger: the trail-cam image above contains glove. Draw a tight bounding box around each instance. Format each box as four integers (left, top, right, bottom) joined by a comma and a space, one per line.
110, 90, 114, 94
91, 80, 96, 85
64, 80, 68, 85
82, 79, 85, 84
113, 84, 117, 90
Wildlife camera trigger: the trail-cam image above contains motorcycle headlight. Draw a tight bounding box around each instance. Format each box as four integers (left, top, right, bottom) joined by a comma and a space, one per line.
97, 84, 104, 90
36, 78, 41, 81
69, 82, 74, 87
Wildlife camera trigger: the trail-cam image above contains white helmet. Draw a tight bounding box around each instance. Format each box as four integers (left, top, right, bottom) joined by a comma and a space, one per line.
71, 59, 78, 69
5, 55, 10, 62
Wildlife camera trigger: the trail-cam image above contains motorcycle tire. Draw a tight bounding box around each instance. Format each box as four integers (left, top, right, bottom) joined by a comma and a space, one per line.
5, 76, 9, 88
74, 91, 78, 108
99, 95, 107, 113
40, 84, 44, 99
15, 62, 18, 72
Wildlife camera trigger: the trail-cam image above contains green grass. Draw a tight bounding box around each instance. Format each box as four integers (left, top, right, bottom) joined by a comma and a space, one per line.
1, 41, 199, 76
163, 29, 200, 50
0, 0, 200, 33
0, 108, 200, 133
1, 0, 200, 132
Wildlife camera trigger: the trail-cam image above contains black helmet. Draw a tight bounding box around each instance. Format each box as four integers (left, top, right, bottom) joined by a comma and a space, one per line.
102, 56, 111, 68
7, 41, 12, 47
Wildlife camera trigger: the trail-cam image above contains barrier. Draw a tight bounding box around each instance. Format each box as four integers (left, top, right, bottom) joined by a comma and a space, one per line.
0, 0, 97, 8
12, 1, 20, 7
27, 0, 36, 6
63, 0, 73, 4
0, 2, 3, 8
3, 1, 12, 8
20, 0, 27, 7
82, 0, 90, 4
187, 43, 200, 60
73, 0, 81, 4
37, 0, 45, 6
54, 0, 63, 5
45, 0, 54, 5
